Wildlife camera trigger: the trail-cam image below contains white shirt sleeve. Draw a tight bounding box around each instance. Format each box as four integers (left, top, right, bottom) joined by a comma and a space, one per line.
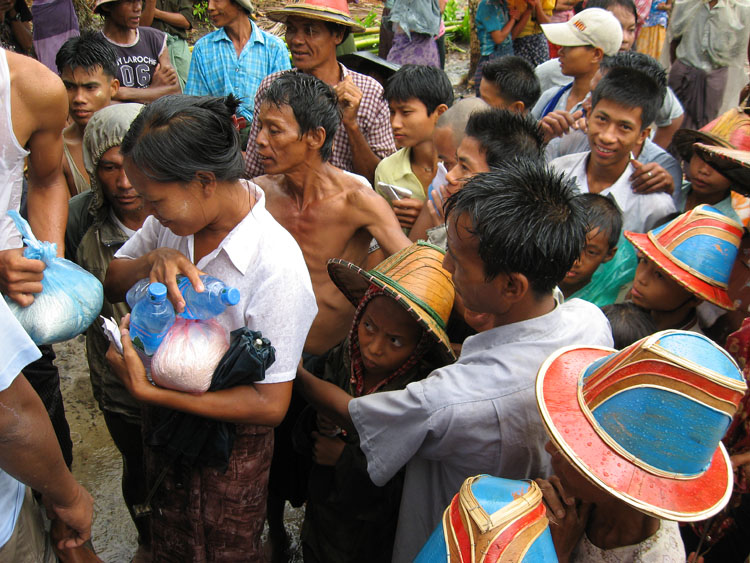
0, 299, 41, 391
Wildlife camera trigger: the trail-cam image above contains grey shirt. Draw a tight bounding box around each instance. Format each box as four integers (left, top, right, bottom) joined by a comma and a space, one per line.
349, 298, 613, 562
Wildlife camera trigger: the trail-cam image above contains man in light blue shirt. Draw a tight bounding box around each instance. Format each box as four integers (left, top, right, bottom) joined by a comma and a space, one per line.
184, 0, 290, 125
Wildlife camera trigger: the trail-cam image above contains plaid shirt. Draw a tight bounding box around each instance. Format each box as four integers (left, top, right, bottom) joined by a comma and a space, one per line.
244, 65, 396, 178
184, 20, 291, 122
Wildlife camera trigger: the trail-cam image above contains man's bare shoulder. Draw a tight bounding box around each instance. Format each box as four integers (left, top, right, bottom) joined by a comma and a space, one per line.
7, 51, 67, 143
8, 51, 66, 108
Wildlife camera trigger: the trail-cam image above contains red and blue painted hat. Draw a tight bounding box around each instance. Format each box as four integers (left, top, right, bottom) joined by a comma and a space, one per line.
537, 330, 747, 521
415, 475, 557, 562
625, 204, 743, 310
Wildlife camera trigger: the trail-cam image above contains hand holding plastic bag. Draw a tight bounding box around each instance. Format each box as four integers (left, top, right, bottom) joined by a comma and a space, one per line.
4, 211, 104, 344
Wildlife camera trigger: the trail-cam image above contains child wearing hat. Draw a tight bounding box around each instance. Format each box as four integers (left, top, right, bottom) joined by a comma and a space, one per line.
672, 109, 750, 225
626, 205, 743, 332
536, 330, 747, 561
295, 241, 455, 563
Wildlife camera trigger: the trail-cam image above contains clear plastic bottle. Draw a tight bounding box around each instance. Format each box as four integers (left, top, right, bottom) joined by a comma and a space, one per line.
177, 275, 241, 320
126, 278, 151, 309
129, 282, 176, 356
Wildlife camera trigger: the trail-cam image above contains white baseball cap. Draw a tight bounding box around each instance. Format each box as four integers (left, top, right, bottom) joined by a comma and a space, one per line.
541, 8, 623, 56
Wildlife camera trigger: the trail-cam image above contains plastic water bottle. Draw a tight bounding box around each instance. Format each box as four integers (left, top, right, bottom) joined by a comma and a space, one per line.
177, 275, 240, 320
129, 282, 176, 356
126, 278, 151, 309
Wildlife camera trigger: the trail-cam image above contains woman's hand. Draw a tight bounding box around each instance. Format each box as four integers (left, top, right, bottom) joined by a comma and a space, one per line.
106, 314, 154, 402
146, 247, 206, 313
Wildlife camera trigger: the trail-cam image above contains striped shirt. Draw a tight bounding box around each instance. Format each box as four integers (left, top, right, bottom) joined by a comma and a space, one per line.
243, 65, 396, 178
184, 19, 291, 121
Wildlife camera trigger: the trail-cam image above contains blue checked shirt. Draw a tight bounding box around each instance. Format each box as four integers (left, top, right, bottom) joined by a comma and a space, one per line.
185, 20, 291, 121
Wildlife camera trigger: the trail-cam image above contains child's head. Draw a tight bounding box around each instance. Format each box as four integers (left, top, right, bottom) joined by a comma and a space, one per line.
588, 67, 661, 168
584, 0, 638, 51
434, 97, 488, 171
256, 72, 340, 172
560, 193, 621, 295
687, 152, 733, 204
385, 64, 454, 148
443, 160, 587, 317
479, 56, 541, 114
600, 302, 657, 349
328, 242, 456, 380
120, 95, 245, 235
445, 108, 544, 194
56, 30, 120, 129
625, 205, 743, 320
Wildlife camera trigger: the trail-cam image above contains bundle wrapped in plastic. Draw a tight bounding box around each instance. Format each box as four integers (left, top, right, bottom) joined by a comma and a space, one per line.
4, 211, 104, 345
150, 317, 230, 393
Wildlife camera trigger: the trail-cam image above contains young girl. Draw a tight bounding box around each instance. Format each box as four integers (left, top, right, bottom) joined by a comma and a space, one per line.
104, 94, 317, 561
474, 0, 519, 94
295, 241, 455, 563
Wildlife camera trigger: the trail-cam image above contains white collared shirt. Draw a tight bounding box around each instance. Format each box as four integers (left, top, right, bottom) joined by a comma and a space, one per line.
550, 151, 676, 233
116, 180, 317, 384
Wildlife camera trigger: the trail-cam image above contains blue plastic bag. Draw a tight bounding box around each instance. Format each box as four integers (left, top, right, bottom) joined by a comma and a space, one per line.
4, 211, 104, 345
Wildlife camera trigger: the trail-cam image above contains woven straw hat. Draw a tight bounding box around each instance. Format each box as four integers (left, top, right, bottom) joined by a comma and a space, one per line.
536, 330, 746, 521
625, 205, 743, 310
693, 143, 750, 195
266, 0, 365, 32
415, 475, 557, 562
673, 106, 750, 163
328, 241, 455, 362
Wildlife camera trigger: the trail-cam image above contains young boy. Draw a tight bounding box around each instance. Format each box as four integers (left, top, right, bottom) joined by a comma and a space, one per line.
559, 193, 621, 300
56, 31, 120, 196
410, 107, 545, 245
626, 205, 743, 332
94, 0, 180, 103
673, 124, 749, 224
305, 161, 613, 562
531, 8, 622, 119
550, 66, 676, 234
478, 54, 541, 113
432, 97, 489, 173
374, 64, 454, 231
474, 0, 519, 96
295, 242, 455, 563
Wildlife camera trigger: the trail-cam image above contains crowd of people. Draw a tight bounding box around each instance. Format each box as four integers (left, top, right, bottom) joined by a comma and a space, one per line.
2, 0, 750, 561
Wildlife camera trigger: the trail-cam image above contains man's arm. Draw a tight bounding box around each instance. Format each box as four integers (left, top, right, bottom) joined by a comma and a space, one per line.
355, 189, 412, 256
140, 0, 191, 28
24, 66, 69, 253
0, 374, 93, 548
335, 75, 382, 183
114, 46, 181, 102
652, 113, 684, 149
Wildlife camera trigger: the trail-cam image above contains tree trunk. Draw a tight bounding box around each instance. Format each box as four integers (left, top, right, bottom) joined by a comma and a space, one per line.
468, 0, 480, 88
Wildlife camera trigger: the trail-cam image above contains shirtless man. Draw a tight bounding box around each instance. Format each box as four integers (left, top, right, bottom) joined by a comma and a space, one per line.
57, 31, 120, 197
254, 72, 411, 355
0, 47, 93, 559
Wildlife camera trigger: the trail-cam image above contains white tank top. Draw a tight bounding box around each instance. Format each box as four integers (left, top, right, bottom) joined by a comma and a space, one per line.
0, 48, 31, 251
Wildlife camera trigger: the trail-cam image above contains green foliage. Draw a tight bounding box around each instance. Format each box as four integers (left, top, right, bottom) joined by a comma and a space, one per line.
443, 0, 460, 22
193, 0, 209, 23
458, 9, 471, 42
355, 8, 379, 29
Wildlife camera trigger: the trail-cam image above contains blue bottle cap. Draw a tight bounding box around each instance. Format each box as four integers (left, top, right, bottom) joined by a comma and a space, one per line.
223, 287, 241, 306
148, 282, 168, 300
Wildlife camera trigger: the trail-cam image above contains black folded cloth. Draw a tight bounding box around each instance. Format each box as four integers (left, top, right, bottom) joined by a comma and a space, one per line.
146, 328, 276, 472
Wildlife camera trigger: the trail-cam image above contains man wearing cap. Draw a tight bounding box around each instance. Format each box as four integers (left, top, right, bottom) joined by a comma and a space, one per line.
95, 0, 181, 103
184, 0, 290, 136
530, 8, 622, 121
243, 0, 396, 184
